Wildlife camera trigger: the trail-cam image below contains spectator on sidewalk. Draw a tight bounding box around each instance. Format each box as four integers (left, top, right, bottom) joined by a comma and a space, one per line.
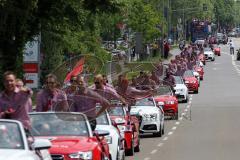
164, 40, 170, 59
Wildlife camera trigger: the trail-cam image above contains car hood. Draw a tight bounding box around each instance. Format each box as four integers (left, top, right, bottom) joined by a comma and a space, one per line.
204, 51, 214, 55
37, 136, 97, 154
0, 149, 37, 160
130, 106, 158, 115
154, 95, 176, 102
174, 84, 187, 90
184, 77, 197, 81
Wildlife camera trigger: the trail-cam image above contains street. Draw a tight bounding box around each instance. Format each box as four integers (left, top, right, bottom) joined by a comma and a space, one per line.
126, 38, 240, 160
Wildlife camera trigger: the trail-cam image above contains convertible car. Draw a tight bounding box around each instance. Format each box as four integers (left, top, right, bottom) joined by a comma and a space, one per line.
154, 85, 178, 120
29, 112, 111, 160
108, 101, 140, 156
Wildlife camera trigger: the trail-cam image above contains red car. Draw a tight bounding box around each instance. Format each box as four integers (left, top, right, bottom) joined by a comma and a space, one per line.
154, 85, 179, 120
214, 47, 221, 56
183, 70, 199, 93
29, 112, 111, 160
108, 102, 140, 156
194, 62, 204, 80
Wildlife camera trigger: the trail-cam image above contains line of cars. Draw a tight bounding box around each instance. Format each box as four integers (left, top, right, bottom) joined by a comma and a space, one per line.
0, 45, 220, 160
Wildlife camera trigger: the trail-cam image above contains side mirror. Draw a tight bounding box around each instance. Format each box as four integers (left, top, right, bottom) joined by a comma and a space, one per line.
32, 139, 51, 150
94, 130, 110, 137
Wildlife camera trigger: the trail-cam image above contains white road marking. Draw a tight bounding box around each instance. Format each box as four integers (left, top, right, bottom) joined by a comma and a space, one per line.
175, 121, 180, 125
144, 157, 151, 160
172, 126, 177, 130
163, 137, 168, 141
187, 105, 190, 109
184, 109, 188, 112
189, 101, 192, 104
179, 117, 183, 121
189, 97, 193, 101
212, 67, 217, 70
168, 131, 173, 135
151, 149, 158, 154
190, 95, 193, 98
157, 143, 164, 147
181, 112, 185, 116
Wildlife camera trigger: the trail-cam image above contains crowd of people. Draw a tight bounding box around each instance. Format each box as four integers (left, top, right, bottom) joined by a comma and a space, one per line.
0, 42, 205, 132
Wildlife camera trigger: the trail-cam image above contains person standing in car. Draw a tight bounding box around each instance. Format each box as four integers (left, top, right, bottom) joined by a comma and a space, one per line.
0, 71, 32, 131
36, 74, 69, 112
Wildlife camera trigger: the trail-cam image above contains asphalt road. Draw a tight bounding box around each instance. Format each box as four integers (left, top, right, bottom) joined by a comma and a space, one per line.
126, 38, 240, 160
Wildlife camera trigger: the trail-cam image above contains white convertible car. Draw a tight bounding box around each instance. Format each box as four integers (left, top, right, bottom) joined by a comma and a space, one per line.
96, 108, 125, 160
130, 97, 165, 137
0, 119, 52, 160
204, 48, 215, 61
173, 76, 189, 103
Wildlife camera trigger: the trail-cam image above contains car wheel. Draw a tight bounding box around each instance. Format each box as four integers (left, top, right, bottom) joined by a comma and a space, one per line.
195, 89, 199, 94
153, 125, 162, 137
162, 124, 165, 135
175, 111, 179, 120
183, 96, 188, 103
134, 137, 140, 152
126, 139, 134, 156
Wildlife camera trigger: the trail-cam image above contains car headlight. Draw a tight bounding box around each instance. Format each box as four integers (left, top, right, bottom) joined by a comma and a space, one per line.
150, 113, 158, 120
105, 136, 112, 144
69, 151, 92, 159
165, 101, 175, 105
143, 113, 158, 121
118, 125, 126, 132
191, 81, 197, 84
185, 80, 189, 83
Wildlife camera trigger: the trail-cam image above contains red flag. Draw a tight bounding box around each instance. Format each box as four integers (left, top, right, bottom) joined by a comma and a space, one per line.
64, 58, 85, 82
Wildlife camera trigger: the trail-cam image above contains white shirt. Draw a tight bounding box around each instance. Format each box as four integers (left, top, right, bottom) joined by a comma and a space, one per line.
229, 41, 235, 48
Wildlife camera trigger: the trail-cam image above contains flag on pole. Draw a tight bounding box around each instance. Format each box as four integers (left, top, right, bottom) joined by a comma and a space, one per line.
64, 58, 85, 82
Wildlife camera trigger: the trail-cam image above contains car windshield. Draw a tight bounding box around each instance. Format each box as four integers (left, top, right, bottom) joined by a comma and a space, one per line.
155, 86, 173, 96
174, 76, 184, 84
108, 107, 125, 116
217, 33, 223, 37
184, 70, 194, 77
30, 113, 89, 137
135, 98, 155, 106
0, 122, 24, 149
96, 111, 110, 125
204, 48, 212, 51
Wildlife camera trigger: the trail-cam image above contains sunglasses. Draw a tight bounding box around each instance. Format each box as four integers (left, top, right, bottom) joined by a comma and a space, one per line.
94, 81, 100, 85
46, 81, 55, 85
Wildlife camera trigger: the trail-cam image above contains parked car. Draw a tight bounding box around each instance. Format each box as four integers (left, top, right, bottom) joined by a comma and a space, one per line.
154, 85, 179, 120
130, 97, 165, 136
183, 70, 199, 93
108, 101, 140, 156
228, 31, 237, 37
0, 119, 52, 160
29, 112, 111, 160
204, 48, 215, 61
96, 107, 125, 160
172, 76, 189, 103
198, 52, 206, 65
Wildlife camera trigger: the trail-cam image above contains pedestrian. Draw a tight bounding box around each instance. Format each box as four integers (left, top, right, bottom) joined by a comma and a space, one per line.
0, 71, 32, 131
164, 41, 170, 59
36, 73, 69, 112
228, 39, 235, 55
